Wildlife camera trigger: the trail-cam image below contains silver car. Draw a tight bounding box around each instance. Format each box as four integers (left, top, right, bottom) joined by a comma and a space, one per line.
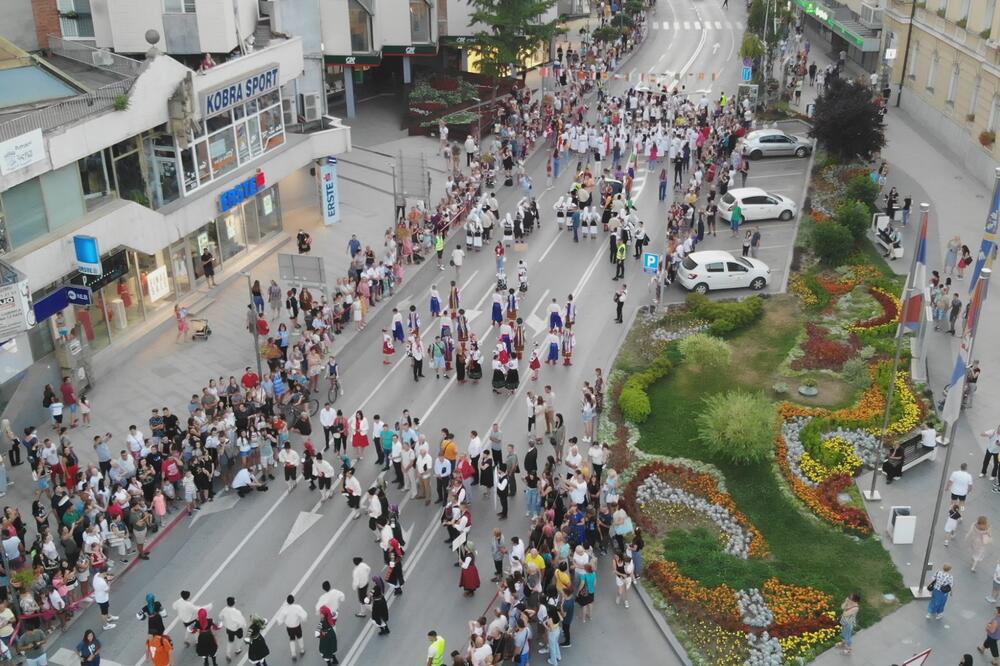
743, 129, 813, 159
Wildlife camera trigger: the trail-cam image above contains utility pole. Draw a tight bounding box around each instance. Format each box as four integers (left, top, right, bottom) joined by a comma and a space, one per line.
895, 0, 918, 107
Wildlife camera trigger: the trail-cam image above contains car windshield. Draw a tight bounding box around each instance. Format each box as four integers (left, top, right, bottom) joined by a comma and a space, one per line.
682, 256, 698, 270
721, 193, 735, 205
735, 257, 754, 269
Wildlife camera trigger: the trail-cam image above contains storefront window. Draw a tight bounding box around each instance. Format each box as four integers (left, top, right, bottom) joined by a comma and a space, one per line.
114, 151, 147, 206
247, 116, 263, 157
349, 0, 374, 52
242, 199, 260, 245
260, 104, 285, 151
69, 249, 132, 352
2, 178, 47, 248
181, 146, 198, 192
135, 249, 178, 317
188, 221, 219, 281
410, 0, 431, 43
236, 123, 251, 163
40, 164, 86, 230
208, 127, 238, 178
195, 141, 211, 185
217, 209, 247, 262
256, 186, 281, 237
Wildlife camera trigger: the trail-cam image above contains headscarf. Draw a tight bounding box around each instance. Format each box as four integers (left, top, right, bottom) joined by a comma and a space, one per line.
197, 608, 210, 631
319, 605, 336, 627
146, 593, 156, 615
370, 576, 385, 597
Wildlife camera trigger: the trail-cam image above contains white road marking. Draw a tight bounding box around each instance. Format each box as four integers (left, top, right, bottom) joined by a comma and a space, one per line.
683, 20, 690, 29
189, 493, 239, 526
694, 21, 701, 29
674, 21, 680, 29
279, 510, 325, 553
538, 230, 562, 262
715, 21, 723, 28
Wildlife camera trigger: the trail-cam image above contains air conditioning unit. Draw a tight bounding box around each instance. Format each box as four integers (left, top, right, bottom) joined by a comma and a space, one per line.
281, 97, 296, 125
302, 93, 322, 122
91, 49, 114, 67
860, 2, 882, 28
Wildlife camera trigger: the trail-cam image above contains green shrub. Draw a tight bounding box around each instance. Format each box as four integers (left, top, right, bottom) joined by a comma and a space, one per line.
844, 175, 880, 214
678, 333, 732, 370
811, 222, 855, 265
618, 355, 672, 423
686, 294, 765, 337
697, 390, 779, 463
841, 357, 872, 390
835, 200, 871, 241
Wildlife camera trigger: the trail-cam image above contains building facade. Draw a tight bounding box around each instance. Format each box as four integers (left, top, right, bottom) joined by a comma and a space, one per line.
0, 34, 350, 411
883, 0, 1000, 186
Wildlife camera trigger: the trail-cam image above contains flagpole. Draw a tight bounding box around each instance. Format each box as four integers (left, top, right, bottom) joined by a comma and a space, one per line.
912, 267, 991, 597
864, 202, 930, 501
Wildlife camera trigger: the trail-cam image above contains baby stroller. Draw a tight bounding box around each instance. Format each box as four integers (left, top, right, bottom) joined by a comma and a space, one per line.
191, 318, 212, 341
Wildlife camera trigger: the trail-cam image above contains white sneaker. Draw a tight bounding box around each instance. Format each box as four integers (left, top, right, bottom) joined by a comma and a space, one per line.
103, 623, 117, 630
109, 615, 120, 621
624, 601, 629, 608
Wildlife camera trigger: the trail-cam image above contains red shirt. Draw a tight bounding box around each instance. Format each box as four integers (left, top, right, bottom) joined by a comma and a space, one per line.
241, 372, 259, 389
60, 382, 76, 406
256, 318, 269, 336
162, 457, 182, 483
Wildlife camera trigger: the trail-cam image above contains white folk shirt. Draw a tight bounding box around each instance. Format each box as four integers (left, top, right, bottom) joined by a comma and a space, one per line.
275, 603, 308, 629
316, 589, 346, 614
277, 448, 301, 468
219, 606, 247, 632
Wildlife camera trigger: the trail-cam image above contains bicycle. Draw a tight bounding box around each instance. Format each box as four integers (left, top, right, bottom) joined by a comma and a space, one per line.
328, 375, 341, 404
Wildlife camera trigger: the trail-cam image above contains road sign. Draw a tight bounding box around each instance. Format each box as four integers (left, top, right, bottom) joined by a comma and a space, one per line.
642, 252, 660, 274
741, 66, 753, 82
743, 57, 753, 67
884, 48, 897, 60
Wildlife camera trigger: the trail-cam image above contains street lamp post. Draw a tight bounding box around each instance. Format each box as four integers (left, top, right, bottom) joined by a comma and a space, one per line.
242, 271, 264, 380
895, 0, 918, 107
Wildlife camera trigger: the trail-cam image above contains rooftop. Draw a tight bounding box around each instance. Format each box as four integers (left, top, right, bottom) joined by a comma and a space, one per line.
0, 36, 141, 142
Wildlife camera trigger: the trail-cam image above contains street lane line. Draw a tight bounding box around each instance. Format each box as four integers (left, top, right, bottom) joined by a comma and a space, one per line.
132, 488, 293, 666
715, 21, 722, 28
694, 21, 701, 29
683, 20, 690, 29
538, 230, 562, 263
674, 21, 680, 29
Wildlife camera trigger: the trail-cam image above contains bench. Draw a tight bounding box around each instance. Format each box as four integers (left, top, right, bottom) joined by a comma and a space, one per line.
895, 431, 937, 473
871, 213, 904, 260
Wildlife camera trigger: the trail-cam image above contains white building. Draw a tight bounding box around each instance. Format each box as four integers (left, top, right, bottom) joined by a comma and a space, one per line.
0, 33, 350, 410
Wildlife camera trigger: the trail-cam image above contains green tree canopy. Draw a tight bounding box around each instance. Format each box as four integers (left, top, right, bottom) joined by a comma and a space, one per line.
467, 0, 561, 78
808, 77, 886, 162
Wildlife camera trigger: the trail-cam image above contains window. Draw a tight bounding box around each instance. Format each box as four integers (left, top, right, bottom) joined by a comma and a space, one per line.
163, 0, 196, 12
970, 75, 981, 118
1, 179, 48, 248
78, 149, 112, 209
410, 0, 432, 43
926, 51, 938, 91
40, 165, 86, 230
727, 262, 749, 273
349, 0, 374, 52
908, 42, 919, 79
959, 0, 971, 20
706, 263, 725, 273
946, 63, 959, 103
989, 94, 1000, 131
984, 0, 996, 34
57, 0, 95, 38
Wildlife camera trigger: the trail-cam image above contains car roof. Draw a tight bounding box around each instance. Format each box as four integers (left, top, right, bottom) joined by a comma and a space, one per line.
725, 187, 769, 197
687, 250, 737, 262
747, 128, 785, 138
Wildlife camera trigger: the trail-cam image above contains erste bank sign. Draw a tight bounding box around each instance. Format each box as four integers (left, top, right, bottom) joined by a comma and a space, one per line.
201, 65, 281, 117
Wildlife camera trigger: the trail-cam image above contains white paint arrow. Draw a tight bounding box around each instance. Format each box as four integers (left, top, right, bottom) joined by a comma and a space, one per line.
190, 493, 240, 527
526, 313, 548, 337
712, 42, 721, 54
280, 510, 324, 554
464, 308, 482, 322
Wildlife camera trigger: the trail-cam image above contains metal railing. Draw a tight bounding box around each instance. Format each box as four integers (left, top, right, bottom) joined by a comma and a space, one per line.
0, 77, 135, 142
47, 34, 144, 78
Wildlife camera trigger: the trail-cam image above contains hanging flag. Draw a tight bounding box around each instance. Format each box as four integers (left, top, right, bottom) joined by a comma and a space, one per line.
963, 269, 989, 344
901, 208, 929, 331
969, 174, 1000, 291
940, 351, 968, 426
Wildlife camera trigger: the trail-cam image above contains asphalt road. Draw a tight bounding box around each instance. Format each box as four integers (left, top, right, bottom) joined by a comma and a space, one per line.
41, 2, 776, 663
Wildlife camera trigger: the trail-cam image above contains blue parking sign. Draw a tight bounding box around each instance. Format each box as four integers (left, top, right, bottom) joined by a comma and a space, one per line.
741, 66, 753, 82
642, 252, 660, 274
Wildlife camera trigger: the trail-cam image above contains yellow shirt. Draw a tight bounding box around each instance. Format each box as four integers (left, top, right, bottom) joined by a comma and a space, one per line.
554, 568, 571, 592
525, 552, 546, 571
441, 439, 457, 462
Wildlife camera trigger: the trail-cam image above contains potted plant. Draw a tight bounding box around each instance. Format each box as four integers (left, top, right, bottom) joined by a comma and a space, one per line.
966, 113, 976, 122
113, 94, 131, 111
798, 378, 819, 396
980, 130, 996, 147
59, 9, 79, 18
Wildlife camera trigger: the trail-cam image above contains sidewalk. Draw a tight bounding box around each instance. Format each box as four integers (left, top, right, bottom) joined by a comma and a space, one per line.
809, 61, 1000, 666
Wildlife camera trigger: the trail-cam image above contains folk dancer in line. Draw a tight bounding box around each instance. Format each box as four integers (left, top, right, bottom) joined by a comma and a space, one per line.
381, 329, 394, 365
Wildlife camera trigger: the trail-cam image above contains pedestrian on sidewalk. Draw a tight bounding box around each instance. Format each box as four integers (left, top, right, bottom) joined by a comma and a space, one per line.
92, 570, 119, 630
613, 285, 627, 323
981, 427, 1000, 480
835, 595, 860, 654
948, 462, 974, 510
948, 293, 963, 334
978, 606, 1000, 665
267, 280, 282, 319
967, 516, 993, 571
926, 564, 954, 619
958, 245, 973, 279
201, 248, 217, 287
945, 236, 962, 275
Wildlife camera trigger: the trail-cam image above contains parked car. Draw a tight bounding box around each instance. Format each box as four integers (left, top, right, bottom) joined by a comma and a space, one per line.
677, 250, 770, 294
742, 128, 814, 159
718, 187, 798, 222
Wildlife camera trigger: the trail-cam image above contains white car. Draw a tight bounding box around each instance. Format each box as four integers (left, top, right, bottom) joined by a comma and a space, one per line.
677, 250, 770, 294
718, 187, 798, 222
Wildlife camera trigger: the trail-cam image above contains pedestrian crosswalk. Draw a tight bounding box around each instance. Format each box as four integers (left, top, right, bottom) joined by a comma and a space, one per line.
649, 20, 743, 30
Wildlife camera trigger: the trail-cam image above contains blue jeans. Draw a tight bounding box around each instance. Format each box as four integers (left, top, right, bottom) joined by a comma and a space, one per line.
547, 628, 561, 664
553, 159, 561, 180
526, 487, 541, 516
658, 181, 667, 201
840, 621, 855, 646
631, 550, 642, 578
901, 208, 910, 226
928, 588, 949, 615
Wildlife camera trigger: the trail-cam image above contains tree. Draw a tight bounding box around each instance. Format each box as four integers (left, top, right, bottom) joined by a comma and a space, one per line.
809, 77, 886, 162
739, 34, 765, 62
467, 0, 561, 79
834, 200, 871, 241
811, 221, 855, 265
844, 175, 880, 214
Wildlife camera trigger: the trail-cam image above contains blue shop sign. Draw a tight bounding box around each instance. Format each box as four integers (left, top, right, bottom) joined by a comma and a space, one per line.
201, 65, 281, 117
219, 171, 267, 212
34, 286, 93, 322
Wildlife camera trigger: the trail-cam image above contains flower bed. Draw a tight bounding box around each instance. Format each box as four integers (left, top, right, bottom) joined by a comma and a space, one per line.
846, 287, 901, 335
791, 323, 860, 371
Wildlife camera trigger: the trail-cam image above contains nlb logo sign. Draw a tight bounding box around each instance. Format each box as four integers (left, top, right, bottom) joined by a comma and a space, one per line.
202, 65, 280, 117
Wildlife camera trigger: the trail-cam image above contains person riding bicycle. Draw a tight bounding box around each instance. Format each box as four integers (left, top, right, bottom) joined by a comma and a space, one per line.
327, 356, 341, 395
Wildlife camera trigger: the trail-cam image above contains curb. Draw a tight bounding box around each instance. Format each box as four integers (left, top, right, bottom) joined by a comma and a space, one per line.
635, 583, 695, 666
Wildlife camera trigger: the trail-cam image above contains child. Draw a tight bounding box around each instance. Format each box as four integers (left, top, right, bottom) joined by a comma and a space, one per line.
79, 393, 91, 426
944, 503, 961, 546
49, 399, 64, 428
152, 488, 168, 528
182, 469, 198, 515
